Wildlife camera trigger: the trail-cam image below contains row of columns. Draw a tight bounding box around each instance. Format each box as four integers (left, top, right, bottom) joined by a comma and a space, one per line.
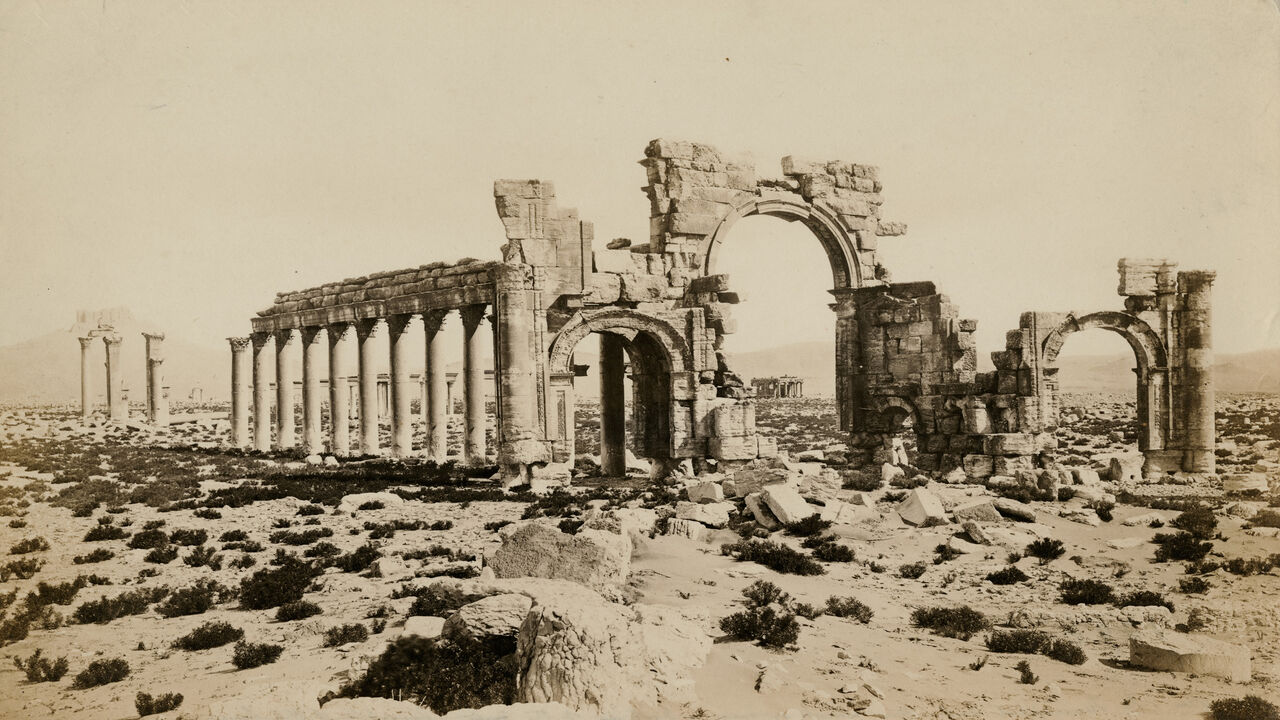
228, 307, 491, 462
77, 332, 168, 425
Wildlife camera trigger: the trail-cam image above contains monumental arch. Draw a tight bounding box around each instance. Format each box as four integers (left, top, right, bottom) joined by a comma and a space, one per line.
232, 140, 1215, 482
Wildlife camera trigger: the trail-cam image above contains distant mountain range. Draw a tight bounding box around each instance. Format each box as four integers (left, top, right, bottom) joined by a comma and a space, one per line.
0, 312, 1275, 403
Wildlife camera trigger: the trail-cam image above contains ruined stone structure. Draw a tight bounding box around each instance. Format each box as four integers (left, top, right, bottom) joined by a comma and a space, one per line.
78, 329, 170, 427
234, 139, 1214, 480
752, 376, 804, 398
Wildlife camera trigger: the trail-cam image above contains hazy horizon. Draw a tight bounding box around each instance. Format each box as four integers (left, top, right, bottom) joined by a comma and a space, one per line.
2, 1, 1277, 359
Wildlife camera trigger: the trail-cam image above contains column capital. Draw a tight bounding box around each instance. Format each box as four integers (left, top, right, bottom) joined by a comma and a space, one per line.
355, 317, 385, 339
459, 304, 488, 332
78, 336, 95, 349
386, 313, 415, 336
142, 331, 166, 342
300, 326, 324, 344
275, 327, 299, 346
326, 321, 353, 342
422, 309, 448, 334
250, 331, 273, 349
102, 333, 123, 346
228, 336, 251, 351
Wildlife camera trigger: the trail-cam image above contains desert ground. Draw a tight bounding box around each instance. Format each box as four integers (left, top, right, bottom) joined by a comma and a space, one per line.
0, 393, 1277, 720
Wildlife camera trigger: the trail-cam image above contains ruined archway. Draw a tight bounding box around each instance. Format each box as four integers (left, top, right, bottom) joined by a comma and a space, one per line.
545, 308, 695, 471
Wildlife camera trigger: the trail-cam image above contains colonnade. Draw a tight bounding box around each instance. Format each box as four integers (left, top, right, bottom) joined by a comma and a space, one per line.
77, 331, 168, 425
227, 307, 492, 463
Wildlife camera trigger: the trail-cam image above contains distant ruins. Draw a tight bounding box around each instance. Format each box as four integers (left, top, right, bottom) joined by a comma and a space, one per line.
752, 376, 804, 398
77, 325, 169, 427
231, 140, 1215, 480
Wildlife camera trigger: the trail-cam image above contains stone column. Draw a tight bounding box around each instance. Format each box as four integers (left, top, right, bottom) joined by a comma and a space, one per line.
493, 269, 544, 474
423, 311, 448, 461
300, 327, 325, 455
274, 328, 299, 450
143, 332, 168, 427
251, 332, 273, 451
356, 318, 384, 456
78, 337, 94, 421
103, 334, 126, 421
600, 332, 626, 476
387, 314, 415, 457
460, 305, 488, 465
228, 337, 251, 447
1179, 270, 1216, 473
327, 323, 352, 456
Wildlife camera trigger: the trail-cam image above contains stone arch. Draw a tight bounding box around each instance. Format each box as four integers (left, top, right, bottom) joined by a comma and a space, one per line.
548, 307, 691, 376
546, 308, 693, 468
701, 195, 865, 290
870, 395, 922, 432
1041, 311, 1167, 372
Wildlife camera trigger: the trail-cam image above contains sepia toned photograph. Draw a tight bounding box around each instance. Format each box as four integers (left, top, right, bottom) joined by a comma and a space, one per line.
1, 1, 1277, 718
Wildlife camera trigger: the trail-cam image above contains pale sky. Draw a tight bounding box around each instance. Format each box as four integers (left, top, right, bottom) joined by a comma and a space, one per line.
2, 0, 1277, 361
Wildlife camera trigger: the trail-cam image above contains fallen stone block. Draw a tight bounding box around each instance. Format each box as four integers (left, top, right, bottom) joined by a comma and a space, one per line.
1059, 507, 1101, 526
488, 522, 630, 595
675, 500, 733, 528
993, 497, 1037, 522
1224, 473, 1268, 494
761, 484, 816, 525
744, 493, 780, 530
1108, 455, 1144, 483
1071, 467, 1101, 486
400, 615, 446, 640
962, 521, 991, 545
686, 480, 724, 504
1121, 512, 1164, 527
951, 501, 1002, 523
897, 488, 947, 526
1129, 628, 1251, 682
443, 593, 533, 642
337, 491, 405, 514
665, 518, 709, 542
731, 466, 792, 497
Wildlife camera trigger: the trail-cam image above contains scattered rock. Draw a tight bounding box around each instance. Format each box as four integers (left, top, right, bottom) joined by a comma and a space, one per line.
744, 493, 781, 530
337, 492, 405, 514
1121, 512, 1163, 527
992, 497, 1037, 522
951, 501, 1002, 523
1129, 628, 1251, 682
488, 522, 631, 595
443, 593, 533, 641
962, 521, 992, 545
675, 500, 733, 528
1223, 473, 1268, 494
896, 488, 946, 526
400, 615, 446, 639
686, 480, 725, 504
665, 518, 709, 542
1059, 507, 1101, 526
762, 484, 816, 525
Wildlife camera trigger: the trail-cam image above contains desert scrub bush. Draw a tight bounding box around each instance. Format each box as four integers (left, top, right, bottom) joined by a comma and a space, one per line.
841, 470, 883, 492
1115, 590, 1174, 612
898, 562, 927, 579
231, 640, 284, 669
720, 601, 800, 649
825, 596, 873, 623
741, 580, 790, 607
156, 579, 228, 618
1179, 576, 1212, 594
73, 548, 115, 564
1153, 532, 1213, 562
985, 630, 1087, 665
9, 536, 50, 554
71, 657, 130, 688
910, 606, 989, 640
193, 507, 222, 520
296, 503, 325, 516
13, 648, 69, 682
1015, 659, 1038, 684
142, 520, 167, 530
219, 529, 248, 542
357, 500, 385, 510
144, 545, 178, 564
173, 621, 244, 651
783, 514, 833, 537
933, 544, 962, 564
1170, 505, 1217, 539
1043, 638, 1087, 665
72, 587, 169, 624
183, 545, 223, 570
720, 540, 824, 575
880, 490, 908, 503
1025, 538, 1066, 564
231, 554, 257, 569
811, 541, 855, 563
1, 557, 44, 581
330, 634, 518, 713
275, 600, 323, 621
324, 623, 370, 647
128, 529, 169, 550
136, 691, 184, 716
331, 543, 382, 573
238, 556, 322, 610
418, 565, 480, 580
1210, 696, 1280, 720
304, 541, 341, 559
1088, 500, 1114, 522
26, 577, 89, 607
83, 524, 128, 542
269, 527, 335, 546
1249, 509, 1280, 528
1059, 578, 1115, 605
169, 528, 209, 546
1222, 554, 1280, 576
483, 520, 512, 533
